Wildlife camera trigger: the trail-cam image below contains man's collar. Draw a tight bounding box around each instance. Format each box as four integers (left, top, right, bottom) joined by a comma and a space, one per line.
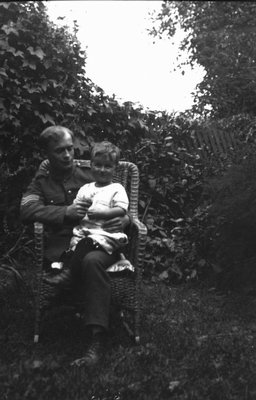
49, 164, 75, 182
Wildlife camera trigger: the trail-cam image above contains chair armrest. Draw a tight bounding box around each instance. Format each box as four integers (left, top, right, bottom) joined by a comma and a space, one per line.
33, 222, 44, 343
34, 222, 44, 273
34, 219, 147, 274
127, 217, 147, 272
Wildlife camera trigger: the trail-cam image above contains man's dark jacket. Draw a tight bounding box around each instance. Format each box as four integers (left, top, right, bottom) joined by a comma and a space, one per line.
20, 160, 94, 262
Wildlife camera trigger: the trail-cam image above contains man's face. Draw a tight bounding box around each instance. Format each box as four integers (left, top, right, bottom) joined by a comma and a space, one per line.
46, 131, 74, 172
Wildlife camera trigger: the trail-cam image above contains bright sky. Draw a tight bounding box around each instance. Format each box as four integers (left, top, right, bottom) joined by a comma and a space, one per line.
46, 1, 205, 113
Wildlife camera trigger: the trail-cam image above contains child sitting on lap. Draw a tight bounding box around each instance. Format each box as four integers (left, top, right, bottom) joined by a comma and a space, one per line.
67, 141, 129, 262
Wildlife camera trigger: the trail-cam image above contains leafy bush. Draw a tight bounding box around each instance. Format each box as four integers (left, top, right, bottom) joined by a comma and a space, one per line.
151, 1, 256, 119
0, 1, 89, 229
133, 112, 207, 282
202, 152, 256, 289
140, 113, 256, 285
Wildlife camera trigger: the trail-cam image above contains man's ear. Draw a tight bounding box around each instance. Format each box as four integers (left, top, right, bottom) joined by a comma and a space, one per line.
40, 142, 50, 160
41, 148, 48, 160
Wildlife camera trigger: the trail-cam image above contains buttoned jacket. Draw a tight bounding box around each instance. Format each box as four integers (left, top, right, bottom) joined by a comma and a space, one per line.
20, 160, 94, 261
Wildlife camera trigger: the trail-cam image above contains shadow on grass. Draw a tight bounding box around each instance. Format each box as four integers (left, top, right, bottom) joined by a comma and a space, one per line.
1, 274, 256, 400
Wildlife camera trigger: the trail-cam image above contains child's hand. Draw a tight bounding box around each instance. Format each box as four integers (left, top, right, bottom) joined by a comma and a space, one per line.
87, 207, 107, 219
77, 199, 92, 216
66, 199, 92, 220
87, 207, 99, 219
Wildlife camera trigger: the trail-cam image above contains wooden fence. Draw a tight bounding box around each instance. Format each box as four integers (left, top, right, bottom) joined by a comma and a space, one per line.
171, 124, 241, 164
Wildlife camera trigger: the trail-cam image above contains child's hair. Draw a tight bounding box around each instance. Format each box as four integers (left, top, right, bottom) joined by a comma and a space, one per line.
39, 126, 74, 150
91, 141, 120, 164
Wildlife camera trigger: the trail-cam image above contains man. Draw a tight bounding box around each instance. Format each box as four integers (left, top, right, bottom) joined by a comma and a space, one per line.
20, 125, 130, 367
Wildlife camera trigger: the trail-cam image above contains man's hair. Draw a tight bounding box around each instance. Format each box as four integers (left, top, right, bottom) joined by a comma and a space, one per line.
39, 126, 74, 150
91, 141, 120, 164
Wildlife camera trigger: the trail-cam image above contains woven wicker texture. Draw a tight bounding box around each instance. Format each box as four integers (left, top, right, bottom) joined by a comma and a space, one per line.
33, 160, 147, 343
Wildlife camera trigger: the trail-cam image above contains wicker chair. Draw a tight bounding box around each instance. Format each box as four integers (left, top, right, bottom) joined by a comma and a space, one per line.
33, 160, 147, 344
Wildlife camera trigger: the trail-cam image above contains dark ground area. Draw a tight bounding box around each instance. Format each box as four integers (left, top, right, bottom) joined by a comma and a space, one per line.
1, 264, 256, 400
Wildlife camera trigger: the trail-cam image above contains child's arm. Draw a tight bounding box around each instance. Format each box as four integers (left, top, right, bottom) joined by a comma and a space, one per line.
87, 206, 125, 220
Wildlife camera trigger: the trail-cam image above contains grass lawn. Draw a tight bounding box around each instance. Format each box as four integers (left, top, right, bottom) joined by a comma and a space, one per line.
1, 271, 256, 400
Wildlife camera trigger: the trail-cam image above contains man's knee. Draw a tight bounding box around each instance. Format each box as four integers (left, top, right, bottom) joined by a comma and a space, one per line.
81, 250, 116, 282
82, 251, 105, 269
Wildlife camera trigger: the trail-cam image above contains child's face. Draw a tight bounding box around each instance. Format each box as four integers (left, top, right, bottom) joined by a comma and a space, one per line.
91, 154, 116, 186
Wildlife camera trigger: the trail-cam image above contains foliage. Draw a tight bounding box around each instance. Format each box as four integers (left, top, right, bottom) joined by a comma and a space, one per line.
132, 111, 208, 282
0, 2, 88, 159
150, 1, 256, 118
203, 150, 256, 289
0, 1, 89, 228
139, 112, 256, 285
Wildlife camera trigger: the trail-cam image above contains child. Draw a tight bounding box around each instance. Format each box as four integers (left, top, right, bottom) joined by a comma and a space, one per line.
68, 141, 129, 261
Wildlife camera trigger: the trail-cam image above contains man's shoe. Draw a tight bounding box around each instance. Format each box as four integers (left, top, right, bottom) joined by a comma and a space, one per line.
70, 332, 107, 368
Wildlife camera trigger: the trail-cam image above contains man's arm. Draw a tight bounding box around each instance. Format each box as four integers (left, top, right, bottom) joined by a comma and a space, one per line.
102, 213, 131, 233
20, 176, 68, 225
101, 183, 130, 233
21, 174, 91, 225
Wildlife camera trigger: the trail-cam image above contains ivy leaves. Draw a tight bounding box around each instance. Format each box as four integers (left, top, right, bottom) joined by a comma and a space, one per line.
150, 1, 256, 118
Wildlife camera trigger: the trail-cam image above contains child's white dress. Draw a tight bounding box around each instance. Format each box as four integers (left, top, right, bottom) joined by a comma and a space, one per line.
70, 182, 129, 254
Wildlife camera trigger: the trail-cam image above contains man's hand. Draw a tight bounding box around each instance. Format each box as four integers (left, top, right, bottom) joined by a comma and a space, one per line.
65, 200, 91, 221
102, 214, 130, 233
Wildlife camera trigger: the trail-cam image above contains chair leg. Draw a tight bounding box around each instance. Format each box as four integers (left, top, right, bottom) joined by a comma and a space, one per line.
120, 310, 140, 344
34, 295, 41, 343
134, 306, 140, 344
120, 310, 133, 338
34, 334, 39, 343
34, 309, 40, 343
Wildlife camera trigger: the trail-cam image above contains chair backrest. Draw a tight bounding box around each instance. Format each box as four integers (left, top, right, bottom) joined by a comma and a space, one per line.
38, 159, 140, 219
